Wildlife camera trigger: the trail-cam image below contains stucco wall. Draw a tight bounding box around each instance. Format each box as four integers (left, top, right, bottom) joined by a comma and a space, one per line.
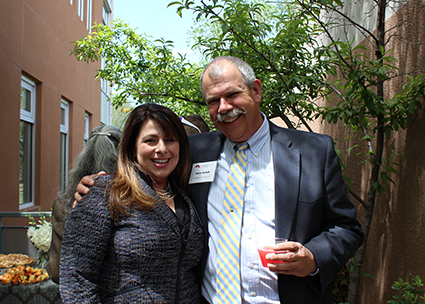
316, 1, 425, 302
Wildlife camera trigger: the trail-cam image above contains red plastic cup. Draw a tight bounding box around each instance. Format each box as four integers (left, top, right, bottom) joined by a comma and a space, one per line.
256, 237, 288, 267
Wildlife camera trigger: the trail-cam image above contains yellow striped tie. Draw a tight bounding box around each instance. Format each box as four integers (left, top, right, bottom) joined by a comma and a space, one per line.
216, 142, 249, 304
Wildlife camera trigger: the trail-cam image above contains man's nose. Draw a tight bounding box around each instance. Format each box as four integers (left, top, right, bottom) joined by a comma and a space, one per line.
218, 97, 232, 114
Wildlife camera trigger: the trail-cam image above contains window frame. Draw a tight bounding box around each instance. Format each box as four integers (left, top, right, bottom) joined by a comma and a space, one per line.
86, 0, 92, 31
84, 113, 90, 146
78, 0, 84, 21
100, 0, 113, 125
59, 100, 69, 194
103, 0, 112, 25
19, 76, 36, 209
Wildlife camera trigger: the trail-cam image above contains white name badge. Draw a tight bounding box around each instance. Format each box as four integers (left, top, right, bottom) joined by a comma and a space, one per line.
189, 161, 218, 184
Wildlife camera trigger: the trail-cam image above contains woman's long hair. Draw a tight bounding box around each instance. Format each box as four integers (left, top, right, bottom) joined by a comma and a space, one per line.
58, 125, 122, 214
108, 104, 191, 222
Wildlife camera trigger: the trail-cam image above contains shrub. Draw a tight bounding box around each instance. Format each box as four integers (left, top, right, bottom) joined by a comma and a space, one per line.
388, 274, 425, 304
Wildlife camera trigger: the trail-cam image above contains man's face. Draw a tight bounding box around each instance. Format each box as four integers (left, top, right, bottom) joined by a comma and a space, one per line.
202, 61, 263, 143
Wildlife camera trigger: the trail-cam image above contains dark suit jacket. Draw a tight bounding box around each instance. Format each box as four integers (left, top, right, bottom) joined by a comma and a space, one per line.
187, 120, 364, 304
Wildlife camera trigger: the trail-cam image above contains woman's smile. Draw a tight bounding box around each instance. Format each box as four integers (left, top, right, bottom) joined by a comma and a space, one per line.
136, 119, 180, 189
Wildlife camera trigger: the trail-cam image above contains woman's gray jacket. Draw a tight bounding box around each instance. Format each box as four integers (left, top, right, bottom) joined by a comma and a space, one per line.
60, 174, 204, 303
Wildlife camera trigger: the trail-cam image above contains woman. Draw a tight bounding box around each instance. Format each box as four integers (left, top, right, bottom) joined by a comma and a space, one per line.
46, 125, 122, 284
60, 104, 204, 303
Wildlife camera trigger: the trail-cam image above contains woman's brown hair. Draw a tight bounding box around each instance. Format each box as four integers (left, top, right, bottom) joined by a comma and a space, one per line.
108, 104, 191, 222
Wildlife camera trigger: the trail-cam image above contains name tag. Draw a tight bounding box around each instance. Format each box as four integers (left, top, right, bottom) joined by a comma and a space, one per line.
189, 161, 218, 184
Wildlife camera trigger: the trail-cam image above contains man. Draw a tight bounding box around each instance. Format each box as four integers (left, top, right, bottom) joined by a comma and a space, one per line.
76, 56, 364, 303
186, 56, 363, 303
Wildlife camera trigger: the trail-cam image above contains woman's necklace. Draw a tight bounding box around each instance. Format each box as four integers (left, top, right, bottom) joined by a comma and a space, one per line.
153, 183, 176, 201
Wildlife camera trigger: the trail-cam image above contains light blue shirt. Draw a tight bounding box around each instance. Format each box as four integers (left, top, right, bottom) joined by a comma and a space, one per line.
202, 114, 280, 304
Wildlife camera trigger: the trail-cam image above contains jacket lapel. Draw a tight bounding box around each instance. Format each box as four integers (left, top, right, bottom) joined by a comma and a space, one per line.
188, 132, 226, 228
153, 198, 181, 236
136, 174, 181, 236
269, 123, 300, 241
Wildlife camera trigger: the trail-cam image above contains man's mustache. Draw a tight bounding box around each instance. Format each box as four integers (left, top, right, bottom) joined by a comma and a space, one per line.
212, 107, 246, 123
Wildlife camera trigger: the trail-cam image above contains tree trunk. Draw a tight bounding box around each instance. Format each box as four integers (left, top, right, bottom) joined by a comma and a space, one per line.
347, 1, 387, 302
348, 119, 385, 303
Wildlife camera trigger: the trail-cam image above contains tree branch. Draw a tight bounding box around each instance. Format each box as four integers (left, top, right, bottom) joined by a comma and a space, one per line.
348, 188, 367, 209
320, 80, 374, 155
325, 2, 380, 47
133, 90, 205, 106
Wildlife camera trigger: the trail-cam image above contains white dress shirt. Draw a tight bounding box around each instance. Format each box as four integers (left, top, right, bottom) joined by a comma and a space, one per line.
202, 114, 280, 304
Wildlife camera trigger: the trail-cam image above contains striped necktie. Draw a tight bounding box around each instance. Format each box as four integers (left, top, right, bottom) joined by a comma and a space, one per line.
216, 142, 249, 304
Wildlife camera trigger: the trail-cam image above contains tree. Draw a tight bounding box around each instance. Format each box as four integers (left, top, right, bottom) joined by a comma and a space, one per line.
71, 20, 208, 119
71, 0, 425, 302
180, 0, 327, 131
172, 1, 424, 302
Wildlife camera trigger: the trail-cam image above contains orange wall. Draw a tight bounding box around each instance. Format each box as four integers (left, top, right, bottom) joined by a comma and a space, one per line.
0, 0, 105, 215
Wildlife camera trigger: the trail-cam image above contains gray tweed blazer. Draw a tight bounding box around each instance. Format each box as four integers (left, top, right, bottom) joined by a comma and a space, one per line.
60, 174, 204, 304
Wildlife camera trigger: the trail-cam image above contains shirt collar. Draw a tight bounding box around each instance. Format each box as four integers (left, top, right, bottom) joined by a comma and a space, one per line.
226, 112, 270, 157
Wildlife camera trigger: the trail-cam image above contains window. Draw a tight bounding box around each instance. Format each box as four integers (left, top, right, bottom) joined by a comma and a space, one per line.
20, 76, 36, 209
103, 0, 112, 25
78, 0, 84, 21
59, 101, 69, 193
84, 113, 90, 146
86, 0, 92, 31
101, 0, 113, 125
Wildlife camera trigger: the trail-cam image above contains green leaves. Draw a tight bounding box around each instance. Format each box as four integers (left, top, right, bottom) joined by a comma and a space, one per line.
182, 0, 330, 124
315, 28, 424, 193
388, 275, 425, 304
70, 19, 208, 117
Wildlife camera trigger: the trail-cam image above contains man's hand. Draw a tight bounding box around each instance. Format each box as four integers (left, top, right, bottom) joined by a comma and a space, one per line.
72, 171, 106, 208
265, 241, 318, 277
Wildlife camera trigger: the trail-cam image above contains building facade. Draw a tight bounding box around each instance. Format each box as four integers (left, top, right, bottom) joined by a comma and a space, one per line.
0, 0, 114, 216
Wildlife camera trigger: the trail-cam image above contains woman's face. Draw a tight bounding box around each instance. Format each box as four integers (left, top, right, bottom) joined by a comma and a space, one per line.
136, 119, 180, 189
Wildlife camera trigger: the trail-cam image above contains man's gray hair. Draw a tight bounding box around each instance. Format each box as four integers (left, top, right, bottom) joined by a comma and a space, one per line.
200, 56, 256, 99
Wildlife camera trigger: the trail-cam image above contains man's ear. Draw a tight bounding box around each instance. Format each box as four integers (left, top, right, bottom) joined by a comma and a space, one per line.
252, 79, 262, 104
